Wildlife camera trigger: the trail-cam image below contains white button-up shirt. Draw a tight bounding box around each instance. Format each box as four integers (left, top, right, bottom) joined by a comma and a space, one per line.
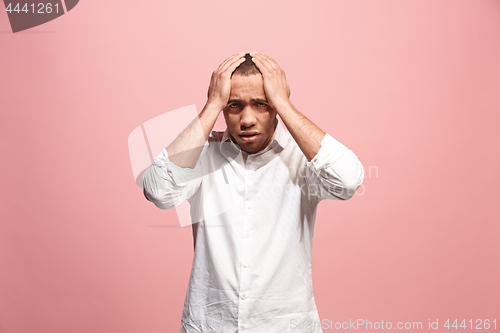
142, 118, 364, 332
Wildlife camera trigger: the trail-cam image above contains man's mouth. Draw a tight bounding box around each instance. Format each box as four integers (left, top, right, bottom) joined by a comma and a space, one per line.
239, 133, 259, 142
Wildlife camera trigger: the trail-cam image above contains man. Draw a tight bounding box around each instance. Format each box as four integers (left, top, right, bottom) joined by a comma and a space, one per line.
142, 52, 364, 332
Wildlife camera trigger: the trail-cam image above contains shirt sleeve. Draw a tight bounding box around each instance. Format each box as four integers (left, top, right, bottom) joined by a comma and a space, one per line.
142, 142, 208, 210
305, 133, 364, 201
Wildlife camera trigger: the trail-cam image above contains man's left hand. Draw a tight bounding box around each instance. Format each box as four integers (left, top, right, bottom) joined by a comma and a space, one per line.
250, 52, 291, 110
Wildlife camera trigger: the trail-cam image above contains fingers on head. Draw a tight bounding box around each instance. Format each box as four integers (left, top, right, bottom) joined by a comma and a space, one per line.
219, 52, 245, 71
255, 53, 281, 71
220, 56, 245, 75
251, 55, 273, 73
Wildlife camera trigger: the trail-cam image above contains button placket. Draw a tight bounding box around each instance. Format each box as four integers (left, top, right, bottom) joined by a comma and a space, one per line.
238, 168, 252, 329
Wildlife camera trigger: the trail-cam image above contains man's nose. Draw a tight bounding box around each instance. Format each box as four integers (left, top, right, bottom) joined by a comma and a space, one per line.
240, 106, 257, 128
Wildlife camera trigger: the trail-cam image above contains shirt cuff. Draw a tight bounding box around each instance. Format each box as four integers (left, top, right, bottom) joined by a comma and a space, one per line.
306, 133, 350, 172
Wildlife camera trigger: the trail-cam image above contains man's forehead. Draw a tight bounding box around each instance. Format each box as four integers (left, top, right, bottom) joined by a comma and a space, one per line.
229, 74, 266, 101
230, 74, 263, 86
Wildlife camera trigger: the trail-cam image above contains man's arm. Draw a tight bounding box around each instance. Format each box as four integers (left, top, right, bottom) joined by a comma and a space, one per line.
142, 52, 246, 208
250, 52, 363, 200
269, 100, 325, 162
249, 52, 324, 161
167, 52, 247, 169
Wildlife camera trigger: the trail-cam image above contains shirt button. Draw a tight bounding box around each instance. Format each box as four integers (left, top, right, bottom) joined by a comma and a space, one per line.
240, 324, 246, 330
243, 262, 248, 268
241, 293, 247, 300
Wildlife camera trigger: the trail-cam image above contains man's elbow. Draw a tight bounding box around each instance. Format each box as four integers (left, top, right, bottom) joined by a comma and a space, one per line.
339, 164, 364, 200
143, 187, 177, 210
339, 178, 363, 200
141, 166, 179, 210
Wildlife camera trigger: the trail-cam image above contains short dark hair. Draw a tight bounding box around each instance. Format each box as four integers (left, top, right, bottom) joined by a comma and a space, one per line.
232, 53, 262, 77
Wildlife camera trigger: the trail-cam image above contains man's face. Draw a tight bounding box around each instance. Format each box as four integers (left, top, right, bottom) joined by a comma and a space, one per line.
223, 74, 278, 154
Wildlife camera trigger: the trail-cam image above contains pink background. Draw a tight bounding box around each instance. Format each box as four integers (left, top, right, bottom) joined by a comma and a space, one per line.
1, 0, 499, 332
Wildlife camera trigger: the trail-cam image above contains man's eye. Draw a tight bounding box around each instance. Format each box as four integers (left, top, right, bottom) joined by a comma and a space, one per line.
257, 103, 267, 107
228, 104, 239, 108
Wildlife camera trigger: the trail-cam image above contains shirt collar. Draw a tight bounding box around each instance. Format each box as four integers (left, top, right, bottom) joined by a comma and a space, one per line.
220, 117, 289, 152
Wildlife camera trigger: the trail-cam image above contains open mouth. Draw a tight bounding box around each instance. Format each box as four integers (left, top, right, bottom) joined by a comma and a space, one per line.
239, 133, 259, 142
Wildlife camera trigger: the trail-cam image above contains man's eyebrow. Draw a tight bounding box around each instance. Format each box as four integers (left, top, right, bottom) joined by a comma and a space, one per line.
227, 98, 269, 105
227, 98, 268, 104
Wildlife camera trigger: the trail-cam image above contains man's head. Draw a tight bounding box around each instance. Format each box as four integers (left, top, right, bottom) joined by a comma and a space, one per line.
231, 53, 262, 77
223, 53, 278, 155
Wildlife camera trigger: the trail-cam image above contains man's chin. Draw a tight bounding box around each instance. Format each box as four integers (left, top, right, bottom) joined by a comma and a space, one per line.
239, 142, 263, 155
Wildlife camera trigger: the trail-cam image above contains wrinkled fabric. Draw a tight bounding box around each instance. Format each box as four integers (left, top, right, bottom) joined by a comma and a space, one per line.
142, 118, 364, 332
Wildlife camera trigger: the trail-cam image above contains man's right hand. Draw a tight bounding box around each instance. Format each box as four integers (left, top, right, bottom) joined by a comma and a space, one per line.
164, 52, 245, 169
206, 52, 246, 110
